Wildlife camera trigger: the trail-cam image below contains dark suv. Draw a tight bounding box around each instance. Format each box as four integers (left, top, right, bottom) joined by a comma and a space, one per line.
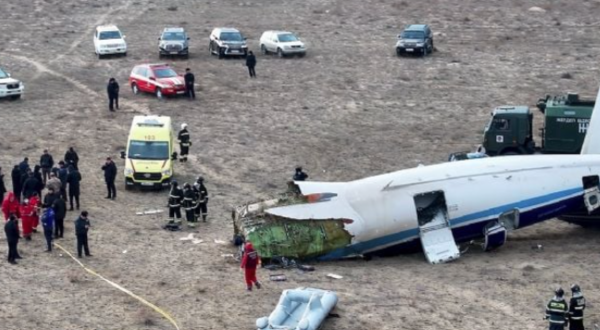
396, 24, 433, 56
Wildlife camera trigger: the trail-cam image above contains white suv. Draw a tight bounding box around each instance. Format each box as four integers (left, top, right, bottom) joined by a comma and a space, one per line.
209, 28, 248, 58
259, 31, 306, 57
94, 25, 127, 59
0, 68, 24, 100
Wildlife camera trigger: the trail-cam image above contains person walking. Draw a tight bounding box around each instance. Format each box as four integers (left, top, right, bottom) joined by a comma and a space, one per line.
52, 196, 66, 239
184, 68, 195, 100
177, 123, 191, 163
64, 147, 79, 170
39, 149, 54, 184
1, 192, 20, 221
0, 166, 6, 202
11, 165, 22, 202
57, 161, 68, 201
107, 77, 120, 111
66, 165, 82, 211
568, 284, 586, 330
194, 176, 208, 222
167, 181, 183, 224
546, 287, 569, 330
246, 51, 257, 78
293, 166, 308, 181
74, 211, 92, 258
41, 207, 55, 252
101, 157, 117, 199
4, 214, 20, 265
240, 242, 261, 291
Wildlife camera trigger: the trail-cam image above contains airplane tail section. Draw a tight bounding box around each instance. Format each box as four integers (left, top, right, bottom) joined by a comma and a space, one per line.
580, 86, 600, 154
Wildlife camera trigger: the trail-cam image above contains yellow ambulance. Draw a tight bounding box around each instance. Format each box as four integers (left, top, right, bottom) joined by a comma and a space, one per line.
122, 115, 175, 189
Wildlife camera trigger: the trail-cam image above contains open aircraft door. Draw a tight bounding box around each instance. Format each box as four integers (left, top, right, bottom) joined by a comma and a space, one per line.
415, 191, 460, 264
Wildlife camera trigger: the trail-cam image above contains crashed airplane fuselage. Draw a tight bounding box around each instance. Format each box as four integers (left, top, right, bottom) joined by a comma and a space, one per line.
234, 87, 600, 264
234, 156, 600, 263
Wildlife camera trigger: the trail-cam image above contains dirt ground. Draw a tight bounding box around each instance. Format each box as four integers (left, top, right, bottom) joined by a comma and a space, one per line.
2, 0, 600, 329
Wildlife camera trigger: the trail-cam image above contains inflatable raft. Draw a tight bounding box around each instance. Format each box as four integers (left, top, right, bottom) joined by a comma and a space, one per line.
256, 287, 338, 330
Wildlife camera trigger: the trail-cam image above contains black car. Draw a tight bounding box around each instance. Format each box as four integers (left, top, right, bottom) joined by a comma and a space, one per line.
396, 24, 434, 56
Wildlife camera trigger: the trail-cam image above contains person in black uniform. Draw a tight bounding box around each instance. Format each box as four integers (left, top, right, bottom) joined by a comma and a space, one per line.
22, 170, 39, 199
568, 284, 585, 330
194, 176, 208, 222
11, 165, 22, 202
64, 147, 79, 170
66, 165, 82, 211
245, 51, 257, 78
4, 214, 20, 264
184, 68, 195, 100
0, 166, 6, 202
182, 183, 196, 224
57, 161, 68, 201
52, 196, 66, 238
293, 166, 308, 181
107, 77, 120, 111
74, 211, 91, 258
101, 157, 117, 199
39, 149, 54, 184
43, 187, 59, 209
178, 123, 191, 163
33, 165, 44, 197
168, 181, 183, 223
546, 287, 569, 330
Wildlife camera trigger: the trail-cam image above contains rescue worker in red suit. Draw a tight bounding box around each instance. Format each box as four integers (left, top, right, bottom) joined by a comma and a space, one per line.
240, 242, 262, 291
2, 192, 20, 221
29, 193, 41, 231
20, 198, 37, 240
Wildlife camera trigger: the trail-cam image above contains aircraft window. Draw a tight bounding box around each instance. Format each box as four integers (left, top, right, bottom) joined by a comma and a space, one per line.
493, 118, 510, 131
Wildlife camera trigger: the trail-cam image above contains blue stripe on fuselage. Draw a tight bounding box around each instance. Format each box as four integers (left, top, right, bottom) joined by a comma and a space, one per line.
317, 187, 584, 260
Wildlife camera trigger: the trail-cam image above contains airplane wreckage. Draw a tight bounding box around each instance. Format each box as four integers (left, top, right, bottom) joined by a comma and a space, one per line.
233, 88, 600, 264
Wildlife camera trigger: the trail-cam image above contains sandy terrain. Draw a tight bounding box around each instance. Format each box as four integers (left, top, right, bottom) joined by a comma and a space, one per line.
2, 0, 600, 329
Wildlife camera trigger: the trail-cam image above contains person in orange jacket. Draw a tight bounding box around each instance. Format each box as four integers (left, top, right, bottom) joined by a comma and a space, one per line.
2, 192, 20, 221
241, 242, 262, 291
29, 193, 40, 231
20, 198, 36, 240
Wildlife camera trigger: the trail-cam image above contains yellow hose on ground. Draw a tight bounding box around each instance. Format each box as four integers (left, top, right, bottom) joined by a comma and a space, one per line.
54, 242, 181, 330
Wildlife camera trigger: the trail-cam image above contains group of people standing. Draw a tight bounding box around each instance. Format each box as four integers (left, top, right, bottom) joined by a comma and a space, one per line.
166, 176, 208, 229
1, 147, 91, 264
545, 285, 586, 330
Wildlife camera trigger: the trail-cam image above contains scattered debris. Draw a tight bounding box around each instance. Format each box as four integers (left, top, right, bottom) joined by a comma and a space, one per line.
180, 233, 195, 241
136, 209, 163, 216
528, 6, 546, 13
269, 274, 287, 282
531, 244, 544, 251
191, 239, 204, 244
214, 239, 227, 244
326, 273, 343, 279
123, 250, 128, 254
221, 253, 235, 258
560, 72, 573, 79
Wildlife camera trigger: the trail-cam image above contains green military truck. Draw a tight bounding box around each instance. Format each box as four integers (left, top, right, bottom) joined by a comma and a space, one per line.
481, 93, 594, 156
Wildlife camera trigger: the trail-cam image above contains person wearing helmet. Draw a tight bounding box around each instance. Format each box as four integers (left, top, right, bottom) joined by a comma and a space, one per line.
193, 176, 208, 222
182, 183, 197, 225
167, 181, 184, 224
546, 287, 569, 330
293, 166, 308, 181
177, 123, 191, 163
568, 284, 585, 330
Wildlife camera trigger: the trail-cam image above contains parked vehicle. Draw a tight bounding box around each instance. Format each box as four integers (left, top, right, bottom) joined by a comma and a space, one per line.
482, 93, 593, 156
158, 27, 190, 58
209, 28, 248, 58
94, 25, 127, 59
0, 68, 24, 100
121, 115, 175, 190
129, 63, 186, 99
395, 24, 433, 56
259, 31, 306, 57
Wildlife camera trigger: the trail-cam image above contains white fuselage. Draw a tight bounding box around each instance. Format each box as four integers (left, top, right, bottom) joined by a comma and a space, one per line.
286, 155, 599, 258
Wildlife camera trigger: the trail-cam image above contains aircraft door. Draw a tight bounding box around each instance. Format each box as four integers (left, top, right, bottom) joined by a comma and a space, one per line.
582, 175, 600, 213
498, 209, 520, 230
